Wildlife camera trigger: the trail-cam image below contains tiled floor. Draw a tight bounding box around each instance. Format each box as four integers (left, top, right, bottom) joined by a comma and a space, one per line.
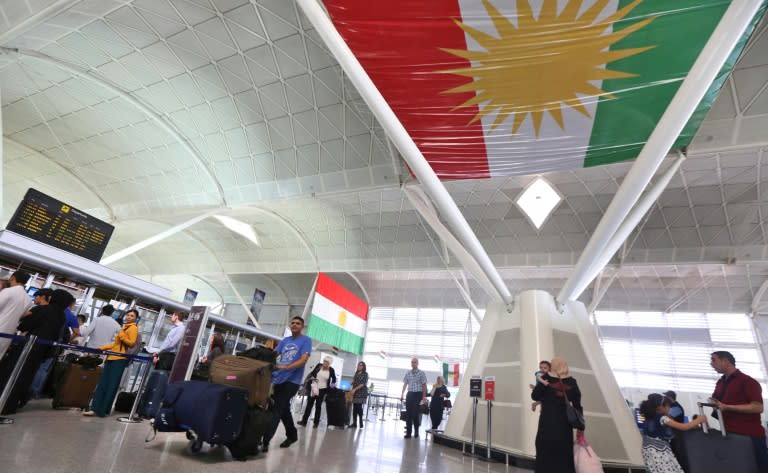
0, 400, 525, 473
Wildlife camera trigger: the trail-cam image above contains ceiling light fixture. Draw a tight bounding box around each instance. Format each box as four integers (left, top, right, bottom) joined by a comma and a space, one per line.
214, 215, 260, 246
515, 177, 562, 229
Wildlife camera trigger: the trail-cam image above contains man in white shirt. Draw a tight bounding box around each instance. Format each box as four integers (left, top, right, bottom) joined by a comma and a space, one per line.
80, 305, 121, 348
0, 271, 33, 360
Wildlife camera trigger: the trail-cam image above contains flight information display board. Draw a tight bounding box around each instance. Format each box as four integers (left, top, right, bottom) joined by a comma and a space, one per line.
7, 188, 114, 262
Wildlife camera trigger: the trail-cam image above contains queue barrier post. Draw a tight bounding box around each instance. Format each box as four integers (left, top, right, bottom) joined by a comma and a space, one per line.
0, 335, 38, 424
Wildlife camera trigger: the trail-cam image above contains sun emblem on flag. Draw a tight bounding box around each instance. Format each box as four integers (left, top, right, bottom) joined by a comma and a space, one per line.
441, 0, 656, 136
338, 310, 347, 327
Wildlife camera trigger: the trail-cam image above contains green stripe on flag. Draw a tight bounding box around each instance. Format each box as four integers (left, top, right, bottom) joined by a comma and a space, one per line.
585, 0, 730, 168
307, 316, 365, 355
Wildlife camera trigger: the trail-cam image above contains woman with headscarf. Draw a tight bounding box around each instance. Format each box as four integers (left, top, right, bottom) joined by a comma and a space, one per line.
428, 375, 450, 431
531, 356, 584, 473
349, 361, 368, 428
84, 308, 139, 417
0, 289, 71, 414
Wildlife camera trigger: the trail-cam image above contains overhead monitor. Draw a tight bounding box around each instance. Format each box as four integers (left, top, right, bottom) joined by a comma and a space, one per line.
6, 188, 114, 262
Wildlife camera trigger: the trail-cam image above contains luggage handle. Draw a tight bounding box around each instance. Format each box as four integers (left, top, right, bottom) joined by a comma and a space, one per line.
697, 402, 726, 437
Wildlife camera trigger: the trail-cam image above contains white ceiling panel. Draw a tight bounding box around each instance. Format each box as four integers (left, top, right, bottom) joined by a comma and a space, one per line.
1, 2, 768, 315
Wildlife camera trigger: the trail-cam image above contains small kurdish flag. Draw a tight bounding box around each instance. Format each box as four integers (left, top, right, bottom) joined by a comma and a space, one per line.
434, 354, 441, 364
379, 350, 388, 359
307, 273, 369, 355
321, 0, 765, 179
443, 362, 461, 387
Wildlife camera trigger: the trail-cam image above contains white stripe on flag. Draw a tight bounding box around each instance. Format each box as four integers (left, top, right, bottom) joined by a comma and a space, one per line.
313, 292, 366, 337
456, 0, 620, 176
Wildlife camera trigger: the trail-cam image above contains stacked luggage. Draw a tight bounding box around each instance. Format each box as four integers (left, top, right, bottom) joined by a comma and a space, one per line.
210, 355, 272, 408
149, 345, 277, 461
152, 380, 249, 452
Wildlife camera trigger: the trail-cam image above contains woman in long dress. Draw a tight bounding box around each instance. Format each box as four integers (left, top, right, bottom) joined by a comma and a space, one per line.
349, 361, 368, 428
531, 356, 583, 473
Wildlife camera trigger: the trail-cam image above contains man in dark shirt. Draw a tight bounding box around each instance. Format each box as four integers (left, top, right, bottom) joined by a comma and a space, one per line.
662, 390, 685, 423
710, 350, 767, 470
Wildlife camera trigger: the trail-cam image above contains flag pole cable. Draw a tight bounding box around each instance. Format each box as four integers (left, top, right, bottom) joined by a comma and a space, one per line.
296, 0, 512, 306
558, 0, 764, 303
569, 153, 686, 299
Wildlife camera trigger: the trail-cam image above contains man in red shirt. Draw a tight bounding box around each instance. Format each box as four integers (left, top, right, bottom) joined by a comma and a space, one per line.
710, 350, 767, 469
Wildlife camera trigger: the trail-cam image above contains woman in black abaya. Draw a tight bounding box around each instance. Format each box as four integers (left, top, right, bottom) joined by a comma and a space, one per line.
531, 356, 584, 473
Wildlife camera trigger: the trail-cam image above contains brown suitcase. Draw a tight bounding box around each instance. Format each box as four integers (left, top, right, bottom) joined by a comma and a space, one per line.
52, 363, 103, 409
210, 355, 272, 408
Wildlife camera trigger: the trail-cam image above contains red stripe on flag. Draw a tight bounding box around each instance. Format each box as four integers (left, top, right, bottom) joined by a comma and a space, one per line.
322, 0, 489, 179
316, 273, 369, 320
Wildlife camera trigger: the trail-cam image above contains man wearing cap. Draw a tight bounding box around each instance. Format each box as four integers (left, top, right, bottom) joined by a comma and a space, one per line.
663, 390, 685, 423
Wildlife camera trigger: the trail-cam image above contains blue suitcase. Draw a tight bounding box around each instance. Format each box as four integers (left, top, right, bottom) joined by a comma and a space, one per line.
155, 381, 248, 446
139, 370, 169, 418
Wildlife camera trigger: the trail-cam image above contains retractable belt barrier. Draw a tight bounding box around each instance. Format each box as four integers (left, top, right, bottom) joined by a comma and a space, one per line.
0, 332, 152, 362
0, 331, 153, 425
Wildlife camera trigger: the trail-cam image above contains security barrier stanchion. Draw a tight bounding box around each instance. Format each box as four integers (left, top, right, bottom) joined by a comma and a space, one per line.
117, 359, 153, 424
0, 335, 38, 425
464, 375, 482, 456
464, 397, 478, 456
478, 399, 496, 462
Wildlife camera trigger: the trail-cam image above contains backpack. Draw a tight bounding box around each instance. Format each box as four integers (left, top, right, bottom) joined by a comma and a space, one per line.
125, 330, 142, 356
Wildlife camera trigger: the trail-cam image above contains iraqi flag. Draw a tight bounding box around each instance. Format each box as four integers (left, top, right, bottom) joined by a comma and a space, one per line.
321, 0, 763, 179
307, 273, 368, 355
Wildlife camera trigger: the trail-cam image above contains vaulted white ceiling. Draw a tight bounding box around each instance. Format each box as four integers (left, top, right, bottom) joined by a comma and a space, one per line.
2, 0, 768, 315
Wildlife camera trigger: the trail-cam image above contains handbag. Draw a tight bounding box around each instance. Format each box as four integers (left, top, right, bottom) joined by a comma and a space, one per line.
310, 380, 319, 397
156, 352, 176, 371
559, 380, 585, 430
574, 435, 604, 473
419, 403, 429, 415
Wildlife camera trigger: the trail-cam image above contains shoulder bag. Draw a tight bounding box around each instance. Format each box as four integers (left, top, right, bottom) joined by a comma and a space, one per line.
559, 380, 585, 430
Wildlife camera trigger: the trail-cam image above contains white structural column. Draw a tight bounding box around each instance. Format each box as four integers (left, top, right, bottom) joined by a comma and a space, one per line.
0, 87, 3, 223
569, 154, 686, 299
101, 210, 219, 265
559, 0, 764, 303
404, 185, 502, 303
297, 0, 512, 305
443, 290, 643, 466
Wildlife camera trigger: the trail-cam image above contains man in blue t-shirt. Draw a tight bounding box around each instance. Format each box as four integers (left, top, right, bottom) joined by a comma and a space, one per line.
263, 316, 312, 451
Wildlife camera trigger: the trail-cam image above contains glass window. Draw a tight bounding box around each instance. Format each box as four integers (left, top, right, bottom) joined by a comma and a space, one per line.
595, 310, 767, 394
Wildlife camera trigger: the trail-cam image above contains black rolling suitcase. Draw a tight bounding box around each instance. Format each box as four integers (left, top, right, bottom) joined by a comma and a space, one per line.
225, 403, 275, 460
324, 388, 346, 428
672, 402, 758, 473
139, 370, 169, 418
153, 381, 248, 451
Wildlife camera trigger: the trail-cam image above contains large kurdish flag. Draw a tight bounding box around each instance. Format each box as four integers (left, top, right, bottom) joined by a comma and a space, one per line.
307, 273, 368, 355
321, 0, 763, 179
